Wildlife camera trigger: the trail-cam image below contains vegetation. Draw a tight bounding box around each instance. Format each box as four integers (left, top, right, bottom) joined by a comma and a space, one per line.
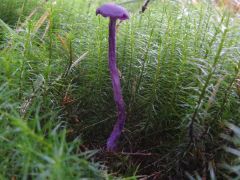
0, 0, 239, 179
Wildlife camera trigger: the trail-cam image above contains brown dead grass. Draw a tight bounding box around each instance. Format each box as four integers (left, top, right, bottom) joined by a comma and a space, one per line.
215, 0, 240, 13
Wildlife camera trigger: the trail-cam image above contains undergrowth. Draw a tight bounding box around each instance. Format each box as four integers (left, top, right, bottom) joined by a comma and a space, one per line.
0, 0, 240, 179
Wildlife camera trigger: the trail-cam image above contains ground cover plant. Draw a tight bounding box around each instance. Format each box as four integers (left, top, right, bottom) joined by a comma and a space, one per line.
0, 0, 240, 179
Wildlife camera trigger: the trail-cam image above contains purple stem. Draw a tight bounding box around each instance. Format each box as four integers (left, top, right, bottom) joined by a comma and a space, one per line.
106, 18, 126, 151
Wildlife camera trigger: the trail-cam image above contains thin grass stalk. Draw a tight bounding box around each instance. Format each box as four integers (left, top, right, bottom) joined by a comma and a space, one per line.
219, 55, 240, 119
136, 27, 154, 93
189, 13, 230, 143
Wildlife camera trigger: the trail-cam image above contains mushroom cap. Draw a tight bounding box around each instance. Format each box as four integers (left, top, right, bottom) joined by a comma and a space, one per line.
96, 3, 129, 20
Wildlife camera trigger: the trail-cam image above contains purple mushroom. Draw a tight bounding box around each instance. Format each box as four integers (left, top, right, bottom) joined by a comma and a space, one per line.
96, 3, 129, 151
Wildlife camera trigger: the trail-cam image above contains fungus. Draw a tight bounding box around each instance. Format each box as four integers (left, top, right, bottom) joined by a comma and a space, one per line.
96, 3, 129, 151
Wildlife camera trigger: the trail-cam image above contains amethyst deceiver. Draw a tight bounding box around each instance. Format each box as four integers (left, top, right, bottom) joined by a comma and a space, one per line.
96, 3, 129, 151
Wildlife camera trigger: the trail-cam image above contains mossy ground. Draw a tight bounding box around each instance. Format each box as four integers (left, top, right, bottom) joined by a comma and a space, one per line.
0, 0, 240, 179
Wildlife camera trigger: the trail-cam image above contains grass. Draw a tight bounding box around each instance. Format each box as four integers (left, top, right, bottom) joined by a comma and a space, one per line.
0, 0, 240, 179
0, 0, 40, 26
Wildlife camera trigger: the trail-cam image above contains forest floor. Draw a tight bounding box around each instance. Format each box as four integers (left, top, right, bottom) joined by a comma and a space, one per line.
0, 0, 240, 179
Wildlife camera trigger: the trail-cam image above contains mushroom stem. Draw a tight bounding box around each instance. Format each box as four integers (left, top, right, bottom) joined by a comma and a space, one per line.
107, 18, 126, 151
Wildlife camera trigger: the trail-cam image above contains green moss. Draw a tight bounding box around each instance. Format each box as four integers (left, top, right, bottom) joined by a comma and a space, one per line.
0, 0, 239, 178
